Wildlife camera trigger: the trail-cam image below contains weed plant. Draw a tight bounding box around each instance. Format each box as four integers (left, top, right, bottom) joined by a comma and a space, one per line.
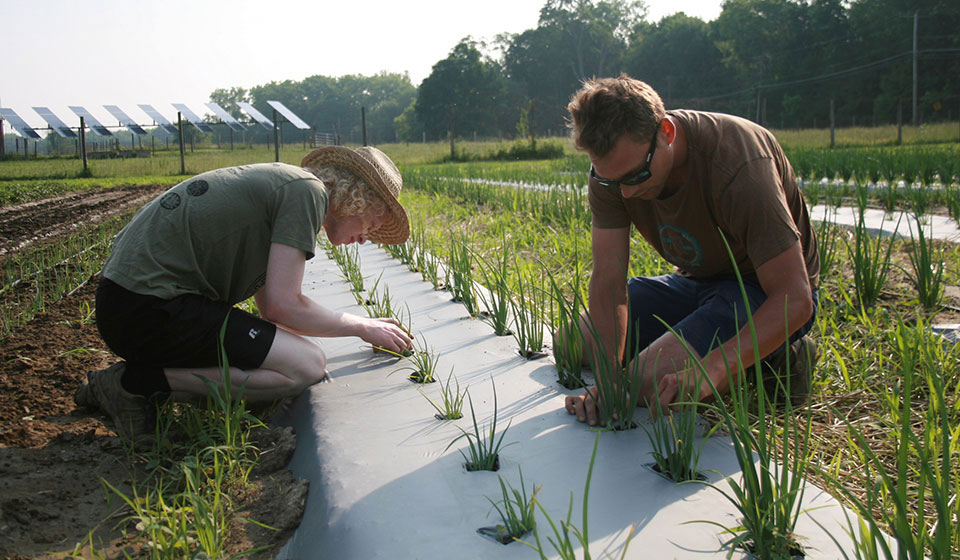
824, 317, 955, 559
480, 467, 539, 544
96, 316, 268, 558
446, 379, 512, 471
419, 369, 465, 420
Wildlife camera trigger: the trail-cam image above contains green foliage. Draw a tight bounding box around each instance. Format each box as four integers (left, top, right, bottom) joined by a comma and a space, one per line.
445, 379, 513, 472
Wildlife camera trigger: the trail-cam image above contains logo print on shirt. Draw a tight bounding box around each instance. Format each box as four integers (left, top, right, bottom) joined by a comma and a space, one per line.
248, 328, 260, 340
159, 192, 181, 210
186, 179, 209, 196
659, 224, 703, 268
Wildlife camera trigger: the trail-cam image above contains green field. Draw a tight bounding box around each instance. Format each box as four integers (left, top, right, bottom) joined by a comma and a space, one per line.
3, 128, 960, 558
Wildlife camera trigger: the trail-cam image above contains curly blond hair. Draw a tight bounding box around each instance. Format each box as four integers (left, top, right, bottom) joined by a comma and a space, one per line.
308, 165, 387, 218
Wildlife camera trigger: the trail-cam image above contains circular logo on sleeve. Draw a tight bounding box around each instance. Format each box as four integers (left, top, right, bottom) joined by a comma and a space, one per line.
186, 180, 209, 196
159, 192, 181, 210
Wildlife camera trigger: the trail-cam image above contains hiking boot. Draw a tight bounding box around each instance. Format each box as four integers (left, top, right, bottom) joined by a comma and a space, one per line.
758, 335, 818, 408
74, 363, 154, 441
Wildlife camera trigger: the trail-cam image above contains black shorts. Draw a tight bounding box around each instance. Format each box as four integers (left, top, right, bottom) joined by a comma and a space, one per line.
95, 277, 277, 370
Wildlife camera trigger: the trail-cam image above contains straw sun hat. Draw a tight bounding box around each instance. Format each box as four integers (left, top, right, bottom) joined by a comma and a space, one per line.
301, 146, 410, 245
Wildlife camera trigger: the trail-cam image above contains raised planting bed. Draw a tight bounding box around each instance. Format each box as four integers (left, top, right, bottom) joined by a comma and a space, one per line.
275, 242, 874, 559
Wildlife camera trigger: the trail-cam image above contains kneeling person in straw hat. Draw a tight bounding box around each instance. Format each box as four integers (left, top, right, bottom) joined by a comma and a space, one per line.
76, 146, 414, 441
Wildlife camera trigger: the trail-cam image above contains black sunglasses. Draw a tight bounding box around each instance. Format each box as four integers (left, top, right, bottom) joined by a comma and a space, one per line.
590, 131, 658, 188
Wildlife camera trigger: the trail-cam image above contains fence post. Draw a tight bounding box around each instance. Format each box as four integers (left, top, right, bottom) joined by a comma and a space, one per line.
178, 112, 186, 174
829, 98, 835, 149
79, 117, 88, 173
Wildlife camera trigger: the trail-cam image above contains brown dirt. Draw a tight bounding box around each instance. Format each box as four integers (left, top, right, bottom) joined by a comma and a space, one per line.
0, 186, 306, 559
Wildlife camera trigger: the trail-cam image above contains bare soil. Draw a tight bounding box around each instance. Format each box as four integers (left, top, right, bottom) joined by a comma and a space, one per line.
0, 186, 306, 559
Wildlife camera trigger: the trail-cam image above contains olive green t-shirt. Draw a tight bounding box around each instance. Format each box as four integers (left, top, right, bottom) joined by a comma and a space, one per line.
589, 110, 819, 289
103, 162, 328, 303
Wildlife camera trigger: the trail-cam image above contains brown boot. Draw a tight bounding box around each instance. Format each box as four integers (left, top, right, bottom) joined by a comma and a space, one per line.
758, 335, 818, 408
75, 363, 155, 442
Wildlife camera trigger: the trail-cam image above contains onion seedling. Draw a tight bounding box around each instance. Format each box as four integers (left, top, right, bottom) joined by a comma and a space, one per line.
445, 378, 512, 471
640, 350, 714, 482
479, 467, 538, 544
510, 259, 546, 359
543, 263, 586, 389
418, 369, 465, 420
520, 433, 636, 559
682, 236, 812, 559
448, 234, 478, 315
475, 244, 512, 336
845, 184, 899, 309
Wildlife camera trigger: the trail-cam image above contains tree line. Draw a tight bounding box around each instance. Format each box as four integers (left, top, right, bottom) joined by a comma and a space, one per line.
213, 0, 958, 144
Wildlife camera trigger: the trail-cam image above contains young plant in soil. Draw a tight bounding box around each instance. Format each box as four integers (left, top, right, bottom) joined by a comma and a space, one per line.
845, 184, 899, 309
418, 247, 443, 290
448, 234, 479, 315
445, 378, 512, 471
479, 467, 539, 544
544, 264, 586, 389
510, 259, 546, 359
820, 316, 955, 560
418, 369, 465, 420
579, 299, 642, 431
687, 239, 812, 559
475, 244, 512, 336
362, 272, 394, 319
520, 433, 636, 559
640, 356, 714, 483
903, 211, 945, 312
386, 336, 439, 383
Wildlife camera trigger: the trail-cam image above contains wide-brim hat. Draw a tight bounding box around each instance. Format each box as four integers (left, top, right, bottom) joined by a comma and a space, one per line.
301, 146, 410, 244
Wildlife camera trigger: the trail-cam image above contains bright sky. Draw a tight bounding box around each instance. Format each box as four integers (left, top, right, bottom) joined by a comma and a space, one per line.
0, 0, 722, 132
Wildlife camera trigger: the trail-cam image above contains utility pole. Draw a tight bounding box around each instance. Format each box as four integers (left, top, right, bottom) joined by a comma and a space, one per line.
912, 10, 919, 126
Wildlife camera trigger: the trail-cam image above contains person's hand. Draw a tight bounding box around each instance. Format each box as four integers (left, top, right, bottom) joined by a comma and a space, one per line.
651, 369, 709, 419
565, 385, 600, 426
360, 317, 413, 354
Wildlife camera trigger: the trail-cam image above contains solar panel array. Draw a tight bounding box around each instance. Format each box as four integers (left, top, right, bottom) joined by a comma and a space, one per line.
172, 103, 214, 133
1, 102, 312, 139
104, 105, 147, 136
0, 108, 42, 139
69, 106, 112, 136
33, 106, 77, 138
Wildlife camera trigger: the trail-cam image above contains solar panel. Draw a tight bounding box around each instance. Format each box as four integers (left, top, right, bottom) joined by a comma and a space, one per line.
0, 108, 43, 139
266, 100, 310, 130
69, 106, 113, 136
32, 106, 77, 138
103, 105, 147, 136
237, 102, 274, 130
137, 104, 179, 135
204, 102, 246, 132
171, 104, 214, 133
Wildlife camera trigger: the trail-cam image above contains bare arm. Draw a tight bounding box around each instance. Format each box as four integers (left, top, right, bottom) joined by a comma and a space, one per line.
587, 225, 632, 370
254, 242, 412, 353
655, 240, 813, 405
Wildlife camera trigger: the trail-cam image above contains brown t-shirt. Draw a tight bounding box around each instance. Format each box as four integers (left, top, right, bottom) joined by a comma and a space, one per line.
589, 110, 819, 290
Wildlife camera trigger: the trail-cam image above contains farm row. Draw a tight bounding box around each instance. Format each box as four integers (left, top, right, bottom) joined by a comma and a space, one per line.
376, 163, 960, 559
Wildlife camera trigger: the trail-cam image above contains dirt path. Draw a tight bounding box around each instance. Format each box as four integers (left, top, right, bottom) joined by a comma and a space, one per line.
0, 186, 305, 559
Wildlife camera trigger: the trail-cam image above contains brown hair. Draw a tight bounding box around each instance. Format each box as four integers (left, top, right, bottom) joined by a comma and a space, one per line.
308, 165, 388, 218
566, 74, 666, 158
